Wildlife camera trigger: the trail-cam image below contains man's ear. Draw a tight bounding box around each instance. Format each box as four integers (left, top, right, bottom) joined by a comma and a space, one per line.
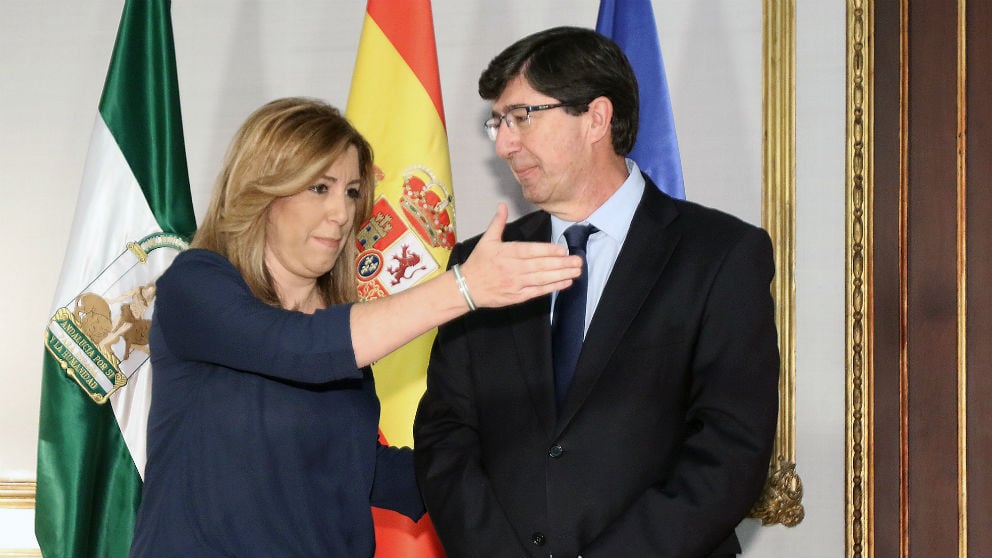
585, 96, 614, 145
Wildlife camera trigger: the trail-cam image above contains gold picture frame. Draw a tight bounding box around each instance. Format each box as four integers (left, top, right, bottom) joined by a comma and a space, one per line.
846, 0, 871, 555
747, 0, 804, 527
0, 482, 34, 510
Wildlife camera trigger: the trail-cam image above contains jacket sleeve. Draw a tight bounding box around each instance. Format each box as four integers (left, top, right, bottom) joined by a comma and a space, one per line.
414, 245, 533, 558
154, 250, 362, 385
581, 226, 780, 557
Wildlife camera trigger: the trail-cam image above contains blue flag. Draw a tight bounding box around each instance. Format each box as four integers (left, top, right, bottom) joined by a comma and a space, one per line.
596, 0, 685, 199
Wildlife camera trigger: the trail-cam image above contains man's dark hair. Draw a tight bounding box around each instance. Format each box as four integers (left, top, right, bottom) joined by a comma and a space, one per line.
478, 26, 639, 155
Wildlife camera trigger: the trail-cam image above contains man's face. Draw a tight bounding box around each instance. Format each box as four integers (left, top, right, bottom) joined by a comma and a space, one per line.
491, 76, 591, 214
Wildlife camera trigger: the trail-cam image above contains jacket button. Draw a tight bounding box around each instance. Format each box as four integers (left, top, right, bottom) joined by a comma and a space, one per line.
530, 532, 546, 546
549, 444, 564, 458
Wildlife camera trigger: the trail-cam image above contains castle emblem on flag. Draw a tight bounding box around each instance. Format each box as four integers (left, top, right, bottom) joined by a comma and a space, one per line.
356, 177, 444, 302
45, 232, 188, 404
356, 196, 440, 300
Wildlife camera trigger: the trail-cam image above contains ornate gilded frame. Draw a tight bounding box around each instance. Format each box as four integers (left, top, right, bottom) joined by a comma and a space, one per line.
747, 0, 804, 527
0, 483, 34, 510
845, 2, 970, 556
846, 0, 871, 555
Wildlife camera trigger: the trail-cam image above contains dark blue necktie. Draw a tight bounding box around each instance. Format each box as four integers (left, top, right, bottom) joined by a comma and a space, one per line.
552, 224, 597, 409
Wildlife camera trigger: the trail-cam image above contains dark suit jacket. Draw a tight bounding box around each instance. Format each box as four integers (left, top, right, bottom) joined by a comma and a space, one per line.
414, 178, 779, 558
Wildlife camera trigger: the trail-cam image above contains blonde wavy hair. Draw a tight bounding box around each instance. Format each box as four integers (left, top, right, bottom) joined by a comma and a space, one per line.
192, 97, 375, 307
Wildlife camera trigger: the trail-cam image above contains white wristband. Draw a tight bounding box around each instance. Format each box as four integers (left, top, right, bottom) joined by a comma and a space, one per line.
451, 264, 477, 311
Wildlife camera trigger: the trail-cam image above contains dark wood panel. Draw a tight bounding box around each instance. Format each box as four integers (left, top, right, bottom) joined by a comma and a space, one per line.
870, 0, 905, 554
966, 2, 992, 555
867, 1, 992, 556
905, 1, 960, 556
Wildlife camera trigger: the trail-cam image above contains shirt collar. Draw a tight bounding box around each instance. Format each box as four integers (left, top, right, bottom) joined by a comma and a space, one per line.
551, 158, 645, 244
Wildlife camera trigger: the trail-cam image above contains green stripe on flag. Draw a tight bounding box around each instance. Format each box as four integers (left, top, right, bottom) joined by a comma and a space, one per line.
37, 354, 143, 557
100, 0, 196, 239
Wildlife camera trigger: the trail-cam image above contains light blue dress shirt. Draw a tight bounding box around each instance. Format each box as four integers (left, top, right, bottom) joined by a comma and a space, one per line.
550, 158, 646, 335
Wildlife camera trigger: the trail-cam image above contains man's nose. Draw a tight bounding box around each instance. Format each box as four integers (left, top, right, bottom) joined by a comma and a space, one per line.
494, 122, 520, 159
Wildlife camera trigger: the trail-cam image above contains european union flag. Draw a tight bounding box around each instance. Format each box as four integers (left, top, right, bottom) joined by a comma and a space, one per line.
596, 0, 685, 199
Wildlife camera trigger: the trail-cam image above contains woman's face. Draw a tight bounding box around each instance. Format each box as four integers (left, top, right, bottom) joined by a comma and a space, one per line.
264, 146, 361, 286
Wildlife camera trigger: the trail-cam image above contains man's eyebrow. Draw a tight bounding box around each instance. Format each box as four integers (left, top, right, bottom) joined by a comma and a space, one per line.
493, 103, 528, 115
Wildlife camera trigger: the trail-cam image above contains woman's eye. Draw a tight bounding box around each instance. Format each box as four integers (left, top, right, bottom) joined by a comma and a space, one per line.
346, 187, 361, 199
308, 183, 329, 194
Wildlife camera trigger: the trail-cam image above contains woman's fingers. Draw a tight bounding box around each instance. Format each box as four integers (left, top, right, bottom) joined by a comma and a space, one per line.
459, 203, 583, 308
478, 202, 509, 244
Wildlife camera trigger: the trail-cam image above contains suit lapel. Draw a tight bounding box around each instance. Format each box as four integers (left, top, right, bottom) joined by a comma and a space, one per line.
504, 214, 558, 434
556, 181, 682, 429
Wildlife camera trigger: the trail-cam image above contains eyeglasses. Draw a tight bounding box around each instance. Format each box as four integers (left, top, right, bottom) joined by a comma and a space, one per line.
483, 103, 580, 141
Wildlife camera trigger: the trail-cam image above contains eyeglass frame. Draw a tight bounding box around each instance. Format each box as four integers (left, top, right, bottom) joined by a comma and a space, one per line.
483, 103, 585, 141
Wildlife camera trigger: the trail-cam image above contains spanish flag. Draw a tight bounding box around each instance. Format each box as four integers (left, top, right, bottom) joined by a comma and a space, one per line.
347, 1, 450, 555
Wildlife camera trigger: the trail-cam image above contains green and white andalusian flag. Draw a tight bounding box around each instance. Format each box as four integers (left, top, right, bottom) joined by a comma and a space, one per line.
35, 1, 195, 556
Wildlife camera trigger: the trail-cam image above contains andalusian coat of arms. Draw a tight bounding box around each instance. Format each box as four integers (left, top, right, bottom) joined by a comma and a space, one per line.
45, 232, 187, 403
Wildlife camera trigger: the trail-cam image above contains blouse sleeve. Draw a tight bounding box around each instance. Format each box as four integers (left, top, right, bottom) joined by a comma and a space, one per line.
371, 443, 425, 521
153, 249, 361, 384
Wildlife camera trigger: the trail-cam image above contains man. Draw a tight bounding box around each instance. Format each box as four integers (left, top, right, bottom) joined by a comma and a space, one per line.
414, 26, 779, 558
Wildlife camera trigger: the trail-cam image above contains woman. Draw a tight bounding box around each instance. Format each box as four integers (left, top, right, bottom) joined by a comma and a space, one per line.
129, 97, 580, 557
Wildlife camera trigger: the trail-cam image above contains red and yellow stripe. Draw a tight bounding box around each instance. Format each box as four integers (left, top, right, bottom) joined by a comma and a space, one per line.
347, 1, 450, 555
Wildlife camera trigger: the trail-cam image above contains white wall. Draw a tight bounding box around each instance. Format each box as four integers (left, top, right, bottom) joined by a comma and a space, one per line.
0, 1, 844, 555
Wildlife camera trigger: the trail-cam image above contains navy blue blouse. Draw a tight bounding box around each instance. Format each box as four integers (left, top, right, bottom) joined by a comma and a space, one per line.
130, 249, 423, 558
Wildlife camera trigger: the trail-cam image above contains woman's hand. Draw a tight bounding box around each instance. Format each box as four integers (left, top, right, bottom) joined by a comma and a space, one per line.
458, 203, 582, 309
350, 203, 581, 367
